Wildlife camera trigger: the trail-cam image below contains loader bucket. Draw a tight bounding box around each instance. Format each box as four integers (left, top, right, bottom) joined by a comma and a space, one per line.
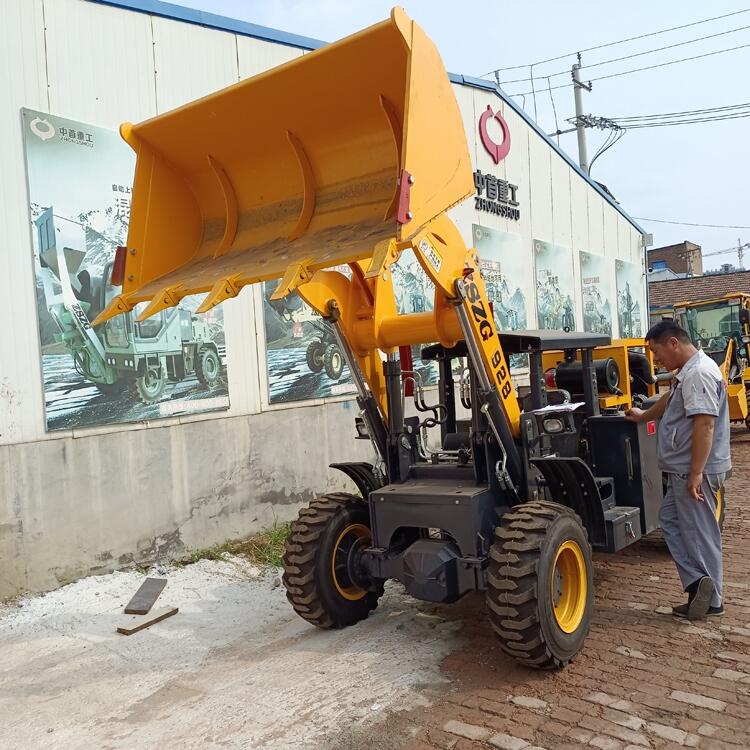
94, 7, 474, 323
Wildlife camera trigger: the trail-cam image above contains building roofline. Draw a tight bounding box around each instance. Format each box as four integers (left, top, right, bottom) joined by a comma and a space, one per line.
87, 0, 645, 236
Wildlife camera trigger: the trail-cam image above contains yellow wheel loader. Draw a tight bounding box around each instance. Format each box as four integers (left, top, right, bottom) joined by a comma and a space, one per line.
95, 9, 662, 668
674, 294, 750, 430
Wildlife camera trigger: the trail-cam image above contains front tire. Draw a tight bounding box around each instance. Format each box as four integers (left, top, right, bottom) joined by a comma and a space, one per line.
486, 501, 593, 669
129, 367, 166, 404
282, 493, 383, 628
323, 344, 344, 380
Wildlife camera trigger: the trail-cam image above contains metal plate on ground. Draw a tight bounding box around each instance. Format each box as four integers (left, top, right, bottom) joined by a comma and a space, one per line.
124, 577, 167, 615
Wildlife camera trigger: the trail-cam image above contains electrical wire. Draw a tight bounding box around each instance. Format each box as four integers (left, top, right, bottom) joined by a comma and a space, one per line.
588, 128, 626, 175
546, 77, 560, 145
617, 111, 750, 128
511, 41, 750, 96
634, 217, 750, 229
612, 101, 750, 121
482, 8, 750, 75
496, 22, 750, 84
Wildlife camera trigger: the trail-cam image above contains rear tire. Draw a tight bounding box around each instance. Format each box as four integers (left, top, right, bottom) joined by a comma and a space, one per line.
486, 501, 593, 669
306, 340, 325, 373
282, 492, 384, 628
195, 347, 221, 388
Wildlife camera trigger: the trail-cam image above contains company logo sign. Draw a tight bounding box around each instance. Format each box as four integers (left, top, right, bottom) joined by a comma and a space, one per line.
479, 105, 511, 164
30, 117, 55, 141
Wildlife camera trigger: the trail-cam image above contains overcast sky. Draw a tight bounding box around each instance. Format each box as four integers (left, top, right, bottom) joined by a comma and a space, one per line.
168, 0, 749, 270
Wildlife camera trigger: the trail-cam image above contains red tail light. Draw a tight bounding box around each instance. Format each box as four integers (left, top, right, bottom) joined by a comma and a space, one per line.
544, 368, 557, 388
111, 245, 127, 287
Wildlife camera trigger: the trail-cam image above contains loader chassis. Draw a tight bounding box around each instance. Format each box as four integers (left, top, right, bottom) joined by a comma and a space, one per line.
101, 8, 662, 667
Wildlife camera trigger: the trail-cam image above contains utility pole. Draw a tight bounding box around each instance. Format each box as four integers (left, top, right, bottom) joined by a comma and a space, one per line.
739, 238, 745, 270
572, 54, 592, 174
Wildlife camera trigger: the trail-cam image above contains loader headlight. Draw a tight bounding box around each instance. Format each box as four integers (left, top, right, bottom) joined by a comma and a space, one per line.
543, 417, 564, 434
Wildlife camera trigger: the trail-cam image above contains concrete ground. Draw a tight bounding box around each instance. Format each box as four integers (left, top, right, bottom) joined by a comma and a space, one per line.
2, 426, 749, 750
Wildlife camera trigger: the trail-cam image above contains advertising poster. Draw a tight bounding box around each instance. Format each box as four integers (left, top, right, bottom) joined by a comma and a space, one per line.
473, 225, 529, 369
262, 272, 356, 404
22, 108, 230, 431
579, 251, 613, 335
534, 240, 576, 330
615, 259, 644, 338
391, 248, 439, 386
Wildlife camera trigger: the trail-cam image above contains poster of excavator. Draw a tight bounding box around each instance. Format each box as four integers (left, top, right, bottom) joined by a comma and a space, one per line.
262, 272, 357, 404
534, 239, 576, 331
472, 225, 529, 370
615, 258, 644, 338
579, 251, 613, 335
22, 108, 230, 431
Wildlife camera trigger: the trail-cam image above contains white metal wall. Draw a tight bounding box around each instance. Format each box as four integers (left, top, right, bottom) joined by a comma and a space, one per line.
0, 0, 644, 449
0, 0, 645, 596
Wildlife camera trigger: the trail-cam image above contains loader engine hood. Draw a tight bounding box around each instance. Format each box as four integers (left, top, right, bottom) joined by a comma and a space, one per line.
94, 7, 474, 324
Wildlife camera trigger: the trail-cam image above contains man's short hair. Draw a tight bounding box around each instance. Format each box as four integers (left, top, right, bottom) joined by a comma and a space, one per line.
645, 319, 691, 344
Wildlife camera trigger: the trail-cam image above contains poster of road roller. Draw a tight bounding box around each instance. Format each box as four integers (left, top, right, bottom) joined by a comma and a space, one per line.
534, 239, 576, 331
21, 108, 230, 431
579, 251, 613, 335
262, 270, 357, 404
615, 258, 644, 338
472, 225, 530, 370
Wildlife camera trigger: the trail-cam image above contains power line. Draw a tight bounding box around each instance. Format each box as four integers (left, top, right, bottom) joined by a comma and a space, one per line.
612, 101, 750, 120
483, 8, 750, 75
635, 217, 750, 229
618, 111, 750, 128
511, 41, 750, 96
496, 22, 750, 84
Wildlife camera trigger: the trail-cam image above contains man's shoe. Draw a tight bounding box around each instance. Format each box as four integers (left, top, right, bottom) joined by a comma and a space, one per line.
706, 605, 725, 617
672, 603, 689, 618
687, 576, 715, 621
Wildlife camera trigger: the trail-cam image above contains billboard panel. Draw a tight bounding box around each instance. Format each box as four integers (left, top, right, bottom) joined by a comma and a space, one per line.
22, 108, 230, 431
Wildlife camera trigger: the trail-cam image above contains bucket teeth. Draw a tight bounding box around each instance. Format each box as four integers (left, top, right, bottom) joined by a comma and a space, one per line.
135, 285, 186, 321
91, 294, 137, 326
196, 275, 245, 313
270, 260, 314, 301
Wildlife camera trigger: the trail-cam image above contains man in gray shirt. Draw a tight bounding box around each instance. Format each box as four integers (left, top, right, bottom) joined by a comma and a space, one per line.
626, 320, 731, 620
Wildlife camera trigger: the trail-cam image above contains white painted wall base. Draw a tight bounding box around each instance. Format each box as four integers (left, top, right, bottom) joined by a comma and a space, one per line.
0, 401, 372, 599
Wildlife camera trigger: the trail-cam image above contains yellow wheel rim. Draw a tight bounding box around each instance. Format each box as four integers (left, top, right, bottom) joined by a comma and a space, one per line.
551, 539, 587, 633
331, 523, 370, 601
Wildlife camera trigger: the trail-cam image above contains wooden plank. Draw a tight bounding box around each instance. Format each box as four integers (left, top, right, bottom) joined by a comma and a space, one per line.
116, 607, 179, 636
124, 577, 167, 615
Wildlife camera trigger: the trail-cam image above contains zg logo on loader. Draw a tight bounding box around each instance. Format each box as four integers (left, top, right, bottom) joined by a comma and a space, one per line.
465, 279, 494, 342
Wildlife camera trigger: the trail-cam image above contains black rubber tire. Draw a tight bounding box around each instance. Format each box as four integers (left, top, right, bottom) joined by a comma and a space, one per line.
282, 492, 384, 628
745, 414, 750, 431
95, 381, 125, 397
323, 344, 344, 380
306, 340, 325, 373
195, 347, 221, 388
486, 500, 594, 669
129, 367, 166, 405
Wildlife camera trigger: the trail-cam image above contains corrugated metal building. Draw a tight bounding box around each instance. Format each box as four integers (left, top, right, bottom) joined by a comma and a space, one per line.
0, 0, 648, 597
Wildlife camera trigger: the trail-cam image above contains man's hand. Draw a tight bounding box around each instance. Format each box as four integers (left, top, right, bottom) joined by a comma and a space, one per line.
624, 407, 645, 423
687, 470, 704, 502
